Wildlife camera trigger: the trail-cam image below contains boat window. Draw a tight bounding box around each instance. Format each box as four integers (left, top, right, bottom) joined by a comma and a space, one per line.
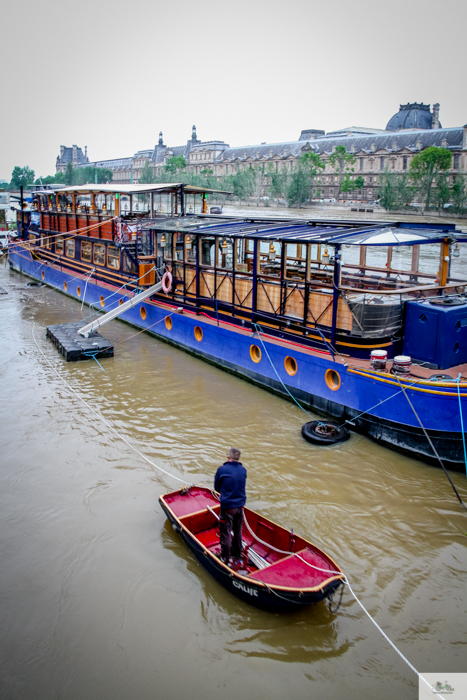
45, 237, 52, 250
284, 242, 306, 280
259, 240, 282, 276
450, 243, 467, 281
185, 234, 197, 263
65, 238, 75, 258
418, 243, 441, 274
160, 232, 173, 259
217, 237, 233, 269
55, 236, 64, 254
107, 246, 120, 269
364, 246, 388, 270
173, 232, 184, 261
235, 239, 250, 273
93, 243, 105, 266
387, 246, 412, 272
29, 234, 36, 243
200, 236, 216, 266
122, 253, 136, 274
153, 193, 172, 216
81, 241, 92, 262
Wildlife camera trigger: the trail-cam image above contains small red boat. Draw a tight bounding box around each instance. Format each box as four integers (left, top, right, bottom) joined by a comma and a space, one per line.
159, 485, 345, 611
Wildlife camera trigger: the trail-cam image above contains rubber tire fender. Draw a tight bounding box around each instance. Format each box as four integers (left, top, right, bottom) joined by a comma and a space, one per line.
301, 421, 350, 445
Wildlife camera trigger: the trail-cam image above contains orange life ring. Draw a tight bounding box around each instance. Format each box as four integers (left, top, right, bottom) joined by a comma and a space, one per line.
162, 270, 173, 294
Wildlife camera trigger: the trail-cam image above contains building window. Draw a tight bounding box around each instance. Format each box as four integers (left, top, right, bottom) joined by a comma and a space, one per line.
454, 154, 460, 169
360, 157, 364, 171
380, 156, 385, 170
403, 156, 408, 170
369, 176, 373, 184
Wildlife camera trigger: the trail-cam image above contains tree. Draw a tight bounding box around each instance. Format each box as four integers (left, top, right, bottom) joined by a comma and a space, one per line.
434, 173, 451, 213
10, 166, 35, 189
268, 167, 289, 200
396, 172, 413, 208
452, 174, 467, 214
64, 162, 74, 186
139, 161, 154, 184
164, 155, 186, 175
328, 146, 356, 198
409, 146, 452, 213
379, 171, 398, 210
300, 151, 324, 198
340, 174, 365, 194
287, 167, 310, 207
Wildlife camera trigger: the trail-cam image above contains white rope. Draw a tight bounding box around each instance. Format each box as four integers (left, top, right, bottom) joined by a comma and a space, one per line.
31, 323, 188, 485
242, 512, 444, 698
31, 323, 443, 697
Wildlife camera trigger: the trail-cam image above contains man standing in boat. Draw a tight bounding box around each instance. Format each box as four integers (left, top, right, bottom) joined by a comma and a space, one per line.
214, 448, 247, 566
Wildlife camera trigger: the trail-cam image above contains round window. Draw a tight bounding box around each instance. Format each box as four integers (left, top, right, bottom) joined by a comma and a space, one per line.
100, 296, 105, 308
140, 306, 147, 320
284, 356, 297, 376
165, 316, 173, 330
77, 286, 81, 298
325, 368, 341, 391
194, 326, 203, 342
250, 345, 261, 363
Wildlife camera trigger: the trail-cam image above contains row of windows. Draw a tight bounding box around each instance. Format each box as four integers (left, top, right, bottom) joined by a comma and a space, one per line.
42, 236, 121, 269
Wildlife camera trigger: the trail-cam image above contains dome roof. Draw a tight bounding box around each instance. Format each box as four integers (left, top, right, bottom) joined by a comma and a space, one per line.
386, 103, 440, 131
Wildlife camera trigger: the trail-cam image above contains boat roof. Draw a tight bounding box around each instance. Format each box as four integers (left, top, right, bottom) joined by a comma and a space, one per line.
151, 217, 467, 246
50, 183, 232, 196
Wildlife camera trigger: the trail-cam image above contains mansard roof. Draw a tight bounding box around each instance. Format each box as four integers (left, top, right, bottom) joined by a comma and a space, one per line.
214, 127, 463, 164
58, 146, 88, 166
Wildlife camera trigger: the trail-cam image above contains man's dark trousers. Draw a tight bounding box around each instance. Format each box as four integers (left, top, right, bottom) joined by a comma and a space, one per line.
219, 507, 243, 562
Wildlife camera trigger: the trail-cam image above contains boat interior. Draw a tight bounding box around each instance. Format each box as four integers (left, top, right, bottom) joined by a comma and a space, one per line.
162, 487, 341, 588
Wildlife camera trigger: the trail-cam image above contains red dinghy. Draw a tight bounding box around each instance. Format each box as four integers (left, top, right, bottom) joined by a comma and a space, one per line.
159, 485, 345, 611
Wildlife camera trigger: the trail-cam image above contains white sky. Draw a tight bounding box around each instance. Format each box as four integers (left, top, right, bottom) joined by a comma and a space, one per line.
1, 0, 466, 180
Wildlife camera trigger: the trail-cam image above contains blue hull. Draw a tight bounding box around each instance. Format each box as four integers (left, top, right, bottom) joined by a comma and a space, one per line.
10, 244, 467, 472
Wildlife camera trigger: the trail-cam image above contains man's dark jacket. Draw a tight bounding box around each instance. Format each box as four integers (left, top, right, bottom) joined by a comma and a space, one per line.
214, 461, 247, 509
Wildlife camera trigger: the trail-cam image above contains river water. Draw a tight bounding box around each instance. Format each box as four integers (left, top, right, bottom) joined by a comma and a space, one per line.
1, 256, 466, 700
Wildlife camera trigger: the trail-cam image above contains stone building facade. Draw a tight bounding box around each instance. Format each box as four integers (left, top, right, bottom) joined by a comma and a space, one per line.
56, 145, 89, 173
57, 104, 467, 200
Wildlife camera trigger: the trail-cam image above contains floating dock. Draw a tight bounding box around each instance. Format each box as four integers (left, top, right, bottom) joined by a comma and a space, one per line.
46, 322, 114, 362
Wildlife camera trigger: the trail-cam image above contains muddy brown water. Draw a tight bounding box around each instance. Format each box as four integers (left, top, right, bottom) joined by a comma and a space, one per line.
0, 257, 466, 700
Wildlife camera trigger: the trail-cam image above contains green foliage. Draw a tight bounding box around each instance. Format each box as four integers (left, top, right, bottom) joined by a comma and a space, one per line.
268, 167, 289, 199
410, 146, 452, 212
164, 155, 187, 175
434, 173, 451, 212
72, 166, 112, 185
328, 146, 356, 197
340, 174, 365, 193
139, 161, 154, 184
287, 168, 310, 207
452, 174, 467, 213
10, 165, 35, 189
64, 162, 74, 186
379, 170, 415, 211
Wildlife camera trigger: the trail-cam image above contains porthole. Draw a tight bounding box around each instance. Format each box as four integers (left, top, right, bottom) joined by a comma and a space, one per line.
165, 316, 173, 330
140, 306, 147, 320
325, 368, 341, 391
118, 298, 124, 305
77, 286, 81, 298
64, 281, 68, 292
250, 345, 261, 363
41, 270, 45, 280
284, 356, 297, 376
100, 295, 105, 308
194, 326, 203, 342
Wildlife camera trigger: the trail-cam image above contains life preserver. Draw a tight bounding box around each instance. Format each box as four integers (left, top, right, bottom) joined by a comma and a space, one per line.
301, 421, 350, 445
161, 270, 173, 294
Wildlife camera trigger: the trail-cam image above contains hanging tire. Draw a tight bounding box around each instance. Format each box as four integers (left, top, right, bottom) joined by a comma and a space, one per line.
301, 420, 350, 445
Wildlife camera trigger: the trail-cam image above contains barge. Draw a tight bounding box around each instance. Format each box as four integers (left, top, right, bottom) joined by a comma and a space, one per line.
9, 183, 467, 470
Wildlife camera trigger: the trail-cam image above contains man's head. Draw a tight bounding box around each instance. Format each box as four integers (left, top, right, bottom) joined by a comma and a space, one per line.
227, 447, 241, 462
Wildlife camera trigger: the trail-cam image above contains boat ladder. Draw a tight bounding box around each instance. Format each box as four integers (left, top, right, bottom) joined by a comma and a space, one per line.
78, 280, 163, 338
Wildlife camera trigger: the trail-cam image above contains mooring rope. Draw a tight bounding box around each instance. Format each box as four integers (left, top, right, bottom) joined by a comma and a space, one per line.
252, 322, 325, 426
31, 323, 188, 486
30, 321, 450, 698
457, 373, 467, 476
241, 511, 444, 698
394, 374, 466, 510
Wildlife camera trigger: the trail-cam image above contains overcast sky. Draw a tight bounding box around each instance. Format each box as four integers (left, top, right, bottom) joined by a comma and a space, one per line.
2, 0, 466, 180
